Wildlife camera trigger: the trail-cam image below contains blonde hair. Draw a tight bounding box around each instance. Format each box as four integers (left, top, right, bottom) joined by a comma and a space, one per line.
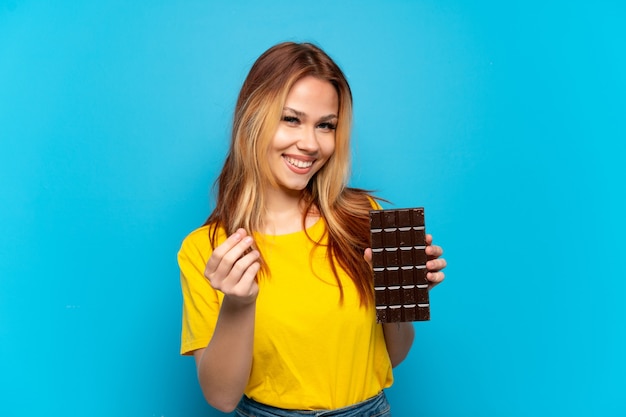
206, 42, 376, 306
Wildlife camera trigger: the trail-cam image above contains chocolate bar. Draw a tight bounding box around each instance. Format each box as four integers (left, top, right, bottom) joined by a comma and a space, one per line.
370, 208, 430, 322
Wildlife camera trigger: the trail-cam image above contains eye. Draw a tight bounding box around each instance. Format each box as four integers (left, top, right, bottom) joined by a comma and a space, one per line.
282, 115, 300, 125
317, 121, 337, 132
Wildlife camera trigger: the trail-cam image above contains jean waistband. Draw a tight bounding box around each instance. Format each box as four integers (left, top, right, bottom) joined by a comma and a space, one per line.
236, 391, 390, 417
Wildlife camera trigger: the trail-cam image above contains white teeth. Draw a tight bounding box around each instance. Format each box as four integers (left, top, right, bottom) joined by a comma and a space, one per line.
284, 156, 313, 169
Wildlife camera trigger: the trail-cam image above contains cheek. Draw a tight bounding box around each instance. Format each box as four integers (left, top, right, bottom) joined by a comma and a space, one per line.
271, 127, 290, 151
321, 135, 336, 158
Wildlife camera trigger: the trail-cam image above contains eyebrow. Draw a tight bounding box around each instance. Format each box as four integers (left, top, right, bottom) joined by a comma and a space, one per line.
283, 107, 338, 122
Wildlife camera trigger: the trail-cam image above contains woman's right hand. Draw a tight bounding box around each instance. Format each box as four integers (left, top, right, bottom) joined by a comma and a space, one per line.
204, 228, 261, 306
196, 228, 260, 411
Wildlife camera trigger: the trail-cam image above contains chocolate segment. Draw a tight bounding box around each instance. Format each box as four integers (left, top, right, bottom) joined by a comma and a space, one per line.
370, 208, 430, 322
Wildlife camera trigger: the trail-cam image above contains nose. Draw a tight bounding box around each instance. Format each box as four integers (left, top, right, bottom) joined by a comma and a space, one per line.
296, 127, 320, 153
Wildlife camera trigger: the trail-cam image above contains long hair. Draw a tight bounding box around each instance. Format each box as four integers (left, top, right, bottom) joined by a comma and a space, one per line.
205, 42, 376, 306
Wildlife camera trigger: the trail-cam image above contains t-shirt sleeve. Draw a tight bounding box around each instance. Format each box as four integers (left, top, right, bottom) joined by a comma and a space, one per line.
178, 228, 222, 355
367, 195, 383, 210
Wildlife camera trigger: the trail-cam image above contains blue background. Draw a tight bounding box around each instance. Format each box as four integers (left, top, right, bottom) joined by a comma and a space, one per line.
1, 1, 625, 416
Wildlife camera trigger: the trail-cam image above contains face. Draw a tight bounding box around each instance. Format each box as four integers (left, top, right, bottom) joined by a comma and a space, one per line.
266, 76, 339, 196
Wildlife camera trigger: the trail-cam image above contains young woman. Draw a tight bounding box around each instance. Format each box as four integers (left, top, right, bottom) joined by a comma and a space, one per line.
178, 42, 446, 416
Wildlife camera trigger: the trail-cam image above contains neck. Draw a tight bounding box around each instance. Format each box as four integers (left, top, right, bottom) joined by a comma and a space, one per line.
262, 187, 318, 235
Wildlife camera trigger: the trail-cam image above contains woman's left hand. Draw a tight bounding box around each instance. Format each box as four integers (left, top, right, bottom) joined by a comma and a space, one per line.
363, 233, 447, 291
425, 234, 446, 290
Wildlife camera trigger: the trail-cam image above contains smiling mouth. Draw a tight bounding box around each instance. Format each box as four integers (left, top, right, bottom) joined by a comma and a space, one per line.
283, 156, 314, 169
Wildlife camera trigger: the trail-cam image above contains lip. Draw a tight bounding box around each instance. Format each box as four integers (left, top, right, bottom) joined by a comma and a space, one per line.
282, 155, 316, 174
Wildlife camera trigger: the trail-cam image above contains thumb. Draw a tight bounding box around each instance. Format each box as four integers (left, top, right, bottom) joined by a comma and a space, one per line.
363, 248, 373, 268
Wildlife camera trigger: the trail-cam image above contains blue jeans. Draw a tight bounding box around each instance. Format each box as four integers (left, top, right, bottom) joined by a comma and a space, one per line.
234, 391, 392, 417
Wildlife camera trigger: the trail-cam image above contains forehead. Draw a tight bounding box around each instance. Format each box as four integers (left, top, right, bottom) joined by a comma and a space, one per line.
284, 76, 338, 114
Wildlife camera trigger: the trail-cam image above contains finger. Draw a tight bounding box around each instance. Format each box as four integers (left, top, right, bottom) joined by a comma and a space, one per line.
205, 228, 247, 273
426, 244, 443, 259
363, 248, 372, 267
213, 236, 257, 281
427, 258, 447, 272
232, 261, 261, 298
221, 236, 255, 265
427, 271, 445, 289
221, 250, 261, 288
222, 261, 261, 305
206, 234, 255, 287
425, 234, 433, 245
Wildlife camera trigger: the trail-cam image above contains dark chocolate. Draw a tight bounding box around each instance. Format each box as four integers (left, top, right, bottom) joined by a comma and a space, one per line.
370, 208, 430, 323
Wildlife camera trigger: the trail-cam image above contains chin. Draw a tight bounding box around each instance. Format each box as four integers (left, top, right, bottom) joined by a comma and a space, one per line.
279, 181, 310, 194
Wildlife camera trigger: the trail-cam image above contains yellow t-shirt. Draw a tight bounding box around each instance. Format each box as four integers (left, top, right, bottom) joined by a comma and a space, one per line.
178, 218, 393, 410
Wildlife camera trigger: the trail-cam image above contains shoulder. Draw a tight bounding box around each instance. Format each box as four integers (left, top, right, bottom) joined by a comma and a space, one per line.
180, 225, 210, 252
366, 196, 383, 210
341, 187, 384, 211
178, 224, 226, 264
